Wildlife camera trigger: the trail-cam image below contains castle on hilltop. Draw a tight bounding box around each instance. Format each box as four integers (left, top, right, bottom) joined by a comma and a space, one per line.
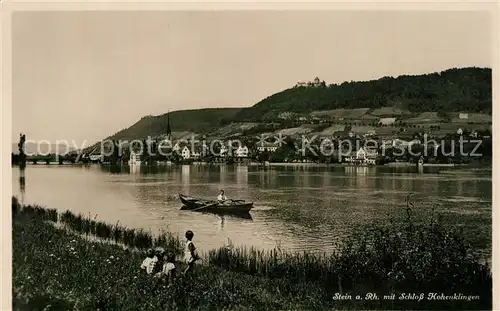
295, 77, 324, 87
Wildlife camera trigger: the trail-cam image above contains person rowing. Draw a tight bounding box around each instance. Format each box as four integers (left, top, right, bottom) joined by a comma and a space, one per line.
217, 190, 228, 204
216, 190, 244, 207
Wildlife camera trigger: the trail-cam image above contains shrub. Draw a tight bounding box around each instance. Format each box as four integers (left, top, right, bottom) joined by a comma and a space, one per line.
11, 196, 492, 310
209, 195, 492, 309
12, 196, 20, 215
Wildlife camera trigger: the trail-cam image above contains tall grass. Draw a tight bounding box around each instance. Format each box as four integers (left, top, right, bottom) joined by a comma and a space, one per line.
15, 197, 182, 255
11, 195, 492, 310
208, 246, 339, 290
208, 195, 492, 307
13, 197, 58, 222
12, 212, 329, 310
12, 197, 20, 215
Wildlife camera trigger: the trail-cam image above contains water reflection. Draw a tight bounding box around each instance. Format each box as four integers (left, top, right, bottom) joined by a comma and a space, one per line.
343, 166, 372, 191
181, 165, 190, 183
344, 166, 369, 175
19, 168, 25, 204
236, 165, 248, 186
140, 165, 160, 175
11, 164, 491, 257
181, 165, 190, 179
130, 165, 141, 175
218, 215, 225, 231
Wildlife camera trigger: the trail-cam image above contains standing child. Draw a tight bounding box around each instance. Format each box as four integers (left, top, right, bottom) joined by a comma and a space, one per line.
184, 230, 199, 274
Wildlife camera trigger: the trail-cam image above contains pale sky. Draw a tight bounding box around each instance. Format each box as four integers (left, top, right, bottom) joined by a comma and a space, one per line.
12, 10, 493, 146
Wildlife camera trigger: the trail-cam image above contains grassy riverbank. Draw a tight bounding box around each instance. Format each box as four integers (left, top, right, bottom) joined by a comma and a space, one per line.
12, 197, 491, 310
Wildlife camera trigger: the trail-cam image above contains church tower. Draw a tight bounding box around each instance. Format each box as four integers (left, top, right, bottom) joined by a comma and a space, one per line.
166, 112, 172, 141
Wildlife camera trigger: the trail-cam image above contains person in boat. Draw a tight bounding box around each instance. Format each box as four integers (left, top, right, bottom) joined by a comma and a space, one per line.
217, 190, 228, 204
140, 248, 158, 275
183, 230, 200, 274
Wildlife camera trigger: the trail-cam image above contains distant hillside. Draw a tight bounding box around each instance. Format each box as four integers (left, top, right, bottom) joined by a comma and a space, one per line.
88, 67, 491, 149
234, 67, 492, 121
106, 108, 241, 141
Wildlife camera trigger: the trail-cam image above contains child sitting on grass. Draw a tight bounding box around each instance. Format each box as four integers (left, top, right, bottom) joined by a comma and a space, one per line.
159, 251, 177, 284
184, 230, 200, 274
140, 248, 157, 275
152, 248, 166, 275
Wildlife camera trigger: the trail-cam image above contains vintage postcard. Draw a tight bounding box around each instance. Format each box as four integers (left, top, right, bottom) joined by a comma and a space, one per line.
2, 1, 498, 310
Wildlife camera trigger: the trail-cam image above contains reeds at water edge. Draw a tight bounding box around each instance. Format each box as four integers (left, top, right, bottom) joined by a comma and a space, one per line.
15, 197, 182, 254
207, 198, 492, 299
13, 196, 58, 222
11, 195, 492, 310
208, 246, 340, 291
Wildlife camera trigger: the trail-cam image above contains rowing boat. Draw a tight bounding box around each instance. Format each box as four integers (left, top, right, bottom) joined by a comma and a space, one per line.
179, 194, 253, 214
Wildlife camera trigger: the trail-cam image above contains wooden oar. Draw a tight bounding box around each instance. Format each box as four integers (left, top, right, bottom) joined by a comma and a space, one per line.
191, 202, 217, 211
230, 199, 245, 203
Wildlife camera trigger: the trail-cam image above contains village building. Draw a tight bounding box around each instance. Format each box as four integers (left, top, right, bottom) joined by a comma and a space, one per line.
181, 146, 191, 159
433, 143, 441, 155
198, 143, 209, 157
411, 138, 422, 145
312, 77, 321, 86
332, 125, 354, 139
379, 117, 397, 126
173, 142, 181, 152
392, 139, 407, 148
391, 139, 420, 148
381, 139, 393, 148
187, 145, 203, 159
257, 142, 279, 153
278, 112, 295, 120
220, 145, 228, 157
89, 154, 104, 162
295, 77, 323, 87
363, 130, 377, 137
235, 146, 249, 157
344, 147, 378, 165
191, 151, 201, 159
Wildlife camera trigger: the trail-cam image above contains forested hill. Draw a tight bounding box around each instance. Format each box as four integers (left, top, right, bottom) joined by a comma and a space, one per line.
86, 67, 491, 149
106, 108, 242, 141
234, 67, 492, 121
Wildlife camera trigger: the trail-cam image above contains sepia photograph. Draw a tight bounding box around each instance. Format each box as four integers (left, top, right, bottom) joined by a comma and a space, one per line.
4, 3, 497, 310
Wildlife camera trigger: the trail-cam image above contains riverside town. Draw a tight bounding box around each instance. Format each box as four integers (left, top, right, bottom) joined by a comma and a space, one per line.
10, 9, 493, 311
12, 120, 491, 167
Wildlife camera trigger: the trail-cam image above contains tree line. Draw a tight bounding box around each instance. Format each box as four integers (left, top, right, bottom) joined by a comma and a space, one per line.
234, 67, 492, 121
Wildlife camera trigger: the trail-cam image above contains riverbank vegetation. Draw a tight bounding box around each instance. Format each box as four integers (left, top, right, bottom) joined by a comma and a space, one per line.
208, 203, 491, 309
59, 209, 182, 253
12, 196, 491, 310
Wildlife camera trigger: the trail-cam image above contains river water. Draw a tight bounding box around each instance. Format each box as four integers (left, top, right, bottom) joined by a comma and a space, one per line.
12, 164, 492, 258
